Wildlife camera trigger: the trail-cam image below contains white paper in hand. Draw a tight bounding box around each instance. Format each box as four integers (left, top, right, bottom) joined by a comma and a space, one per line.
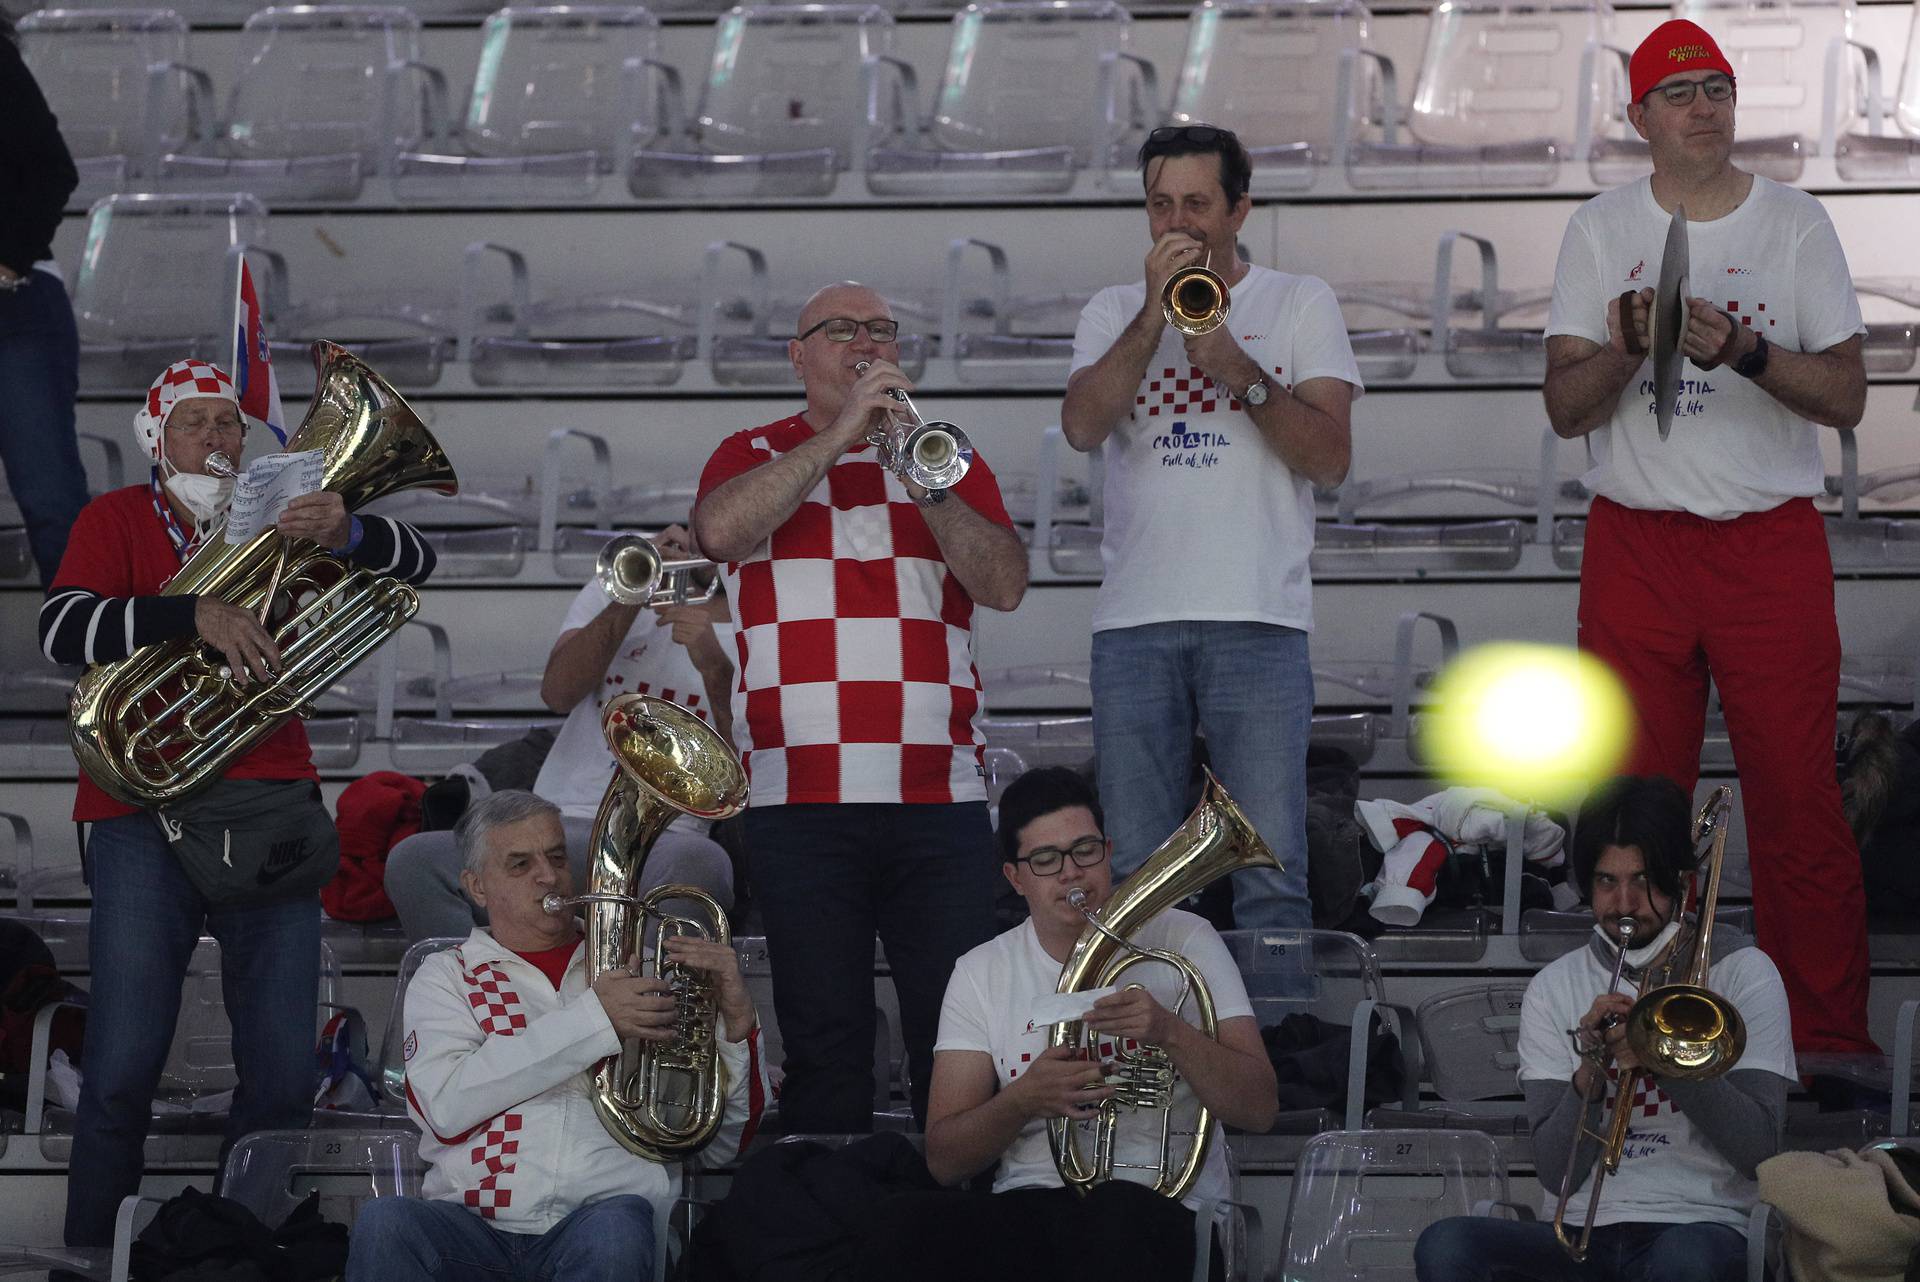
224, 450, 325, 545
1028, 985, 1119, 1030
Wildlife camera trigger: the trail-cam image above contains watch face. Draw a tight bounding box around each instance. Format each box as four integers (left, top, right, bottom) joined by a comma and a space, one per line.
1244, 380, 1269, 406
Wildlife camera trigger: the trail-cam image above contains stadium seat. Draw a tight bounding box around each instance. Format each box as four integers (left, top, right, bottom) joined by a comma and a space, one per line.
17, 7, 202, 207
1344, 0, 1607, 189
159, 5, 430, 201
865, 0, 1156, 196
632, 3, 894, 200
1165, 0, 1373, 193
394, 5, 667, 203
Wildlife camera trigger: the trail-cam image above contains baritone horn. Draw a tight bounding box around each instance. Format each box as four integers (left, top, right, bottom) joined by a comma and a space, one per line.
542, 693, 749, 1161
853, 360, 973, 491
596, 533, 717, 608
1552, 786, 1745, 1260
1047, 770, 1280, 1200
1162, 248, 1230, 337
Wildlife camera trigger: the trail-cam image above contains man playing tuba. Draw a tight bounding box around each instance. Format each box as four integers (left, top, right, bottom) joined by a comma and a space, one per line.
39, 358, 438, 1261
1414, 776, 1796, 1282
349, 790, 766, 1282
855, 767, 1278, 1282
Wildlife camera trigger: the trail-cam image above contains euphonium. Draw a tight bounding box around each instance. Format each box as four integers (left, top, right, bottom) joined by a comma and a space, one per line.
596, 533, 718, 609
852, 360, 973, 492
69, 341, 458, 808
1046, 770, 1280, 1200
1162, 249, 1230, 337
1552, 786, 1745, 1260
542, 692, 749, 1162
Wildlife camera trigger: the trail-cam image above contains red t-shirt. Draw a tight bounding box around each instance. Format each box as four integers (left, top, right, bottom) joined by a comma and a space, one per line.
512, 937, 583, 991
52, 485, 317, 822
694, 415, 1014, 807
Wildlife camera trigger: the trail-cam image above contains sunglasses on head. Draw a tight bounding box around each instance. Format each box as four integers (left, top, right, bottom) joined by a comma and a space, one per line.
1146, 124, 1225, 148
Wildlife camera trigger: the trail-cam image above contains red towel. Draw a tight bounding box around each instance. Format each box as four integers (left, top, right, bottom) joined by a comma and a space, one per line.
322, 771, 426, 922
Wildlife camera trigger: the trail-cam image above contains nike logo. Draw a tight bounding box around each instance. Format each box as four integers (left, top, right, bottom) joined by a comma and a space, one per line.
255, 837, 311, 886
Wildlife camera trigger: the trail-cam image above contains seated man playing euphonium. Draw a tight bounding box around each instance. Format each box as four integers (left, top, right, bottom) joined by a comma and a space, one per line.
855, 766, 1279, 1282
1415, 775, 1797, 1282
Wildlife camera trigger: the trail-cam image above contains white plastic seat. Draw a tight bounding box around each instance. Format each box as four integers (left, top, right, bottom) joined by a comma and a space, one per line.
941, 238, 1082, 386
1366, 984, 1532, 1136
864, 0, 1156, 196
1832, 0, 1920, 180
1278, 1129, 1507, 1278
386, 716, 565, 772
1166, 0, 1373, 193
1345, 0, 1606, 190
221, 1129, 424, 1221
632, 3, 893, 199
394, 5, 664, 203
159, 6, 428, 201
17, 8, 202, 205
70, 192, 267, 393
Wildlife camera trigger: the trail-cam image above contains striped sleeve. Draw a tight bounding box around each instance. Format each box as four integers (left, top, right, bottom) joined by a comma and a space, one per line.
39, 588, 199, 665
345, 515, 437, 585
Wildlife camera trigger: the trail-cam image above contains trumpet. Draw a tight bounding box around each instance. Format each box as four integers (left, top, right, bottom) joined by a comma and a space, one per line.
597, 533, 717, 608
1162, 249, 1230, 337
852, 360, 973, 492
1551, 787, 1745, 1260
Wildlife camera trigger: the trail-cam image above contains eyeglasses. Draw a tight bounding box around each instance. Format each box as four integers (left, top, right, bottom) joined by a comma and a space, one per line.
1147, 124, 1225, 147
1014, 837, 1110, 877
166, 415, 246, 440
795, 316, 899, 344
1651, 74, 1734, 107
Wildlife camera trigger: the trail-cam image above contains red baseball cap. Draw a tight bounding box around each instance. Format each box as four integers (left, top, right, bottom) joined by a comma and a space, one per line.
1629, 20, 1736, 102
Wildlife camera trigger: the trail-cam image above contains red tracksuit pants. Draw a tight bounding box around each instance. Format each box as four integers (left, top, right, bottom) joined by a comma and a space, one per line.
1578, 495, 1875, 1055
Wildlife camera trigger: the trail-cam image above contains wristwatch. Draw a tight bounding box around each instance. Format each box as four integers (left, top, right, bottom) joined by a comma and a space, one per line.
1732, 331, 1771, 380
1241, 376, 1271, 407
915, 486, 950, 508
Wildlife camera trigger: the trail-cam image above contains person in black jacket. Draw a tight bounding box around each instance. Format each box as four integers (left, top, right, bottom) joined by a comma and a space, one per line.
0, 14, 87, 589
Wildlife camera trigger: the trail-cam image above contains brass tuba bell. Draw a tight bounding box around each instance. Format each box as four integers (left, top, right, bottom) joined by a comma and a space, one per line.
1046, 770, 1279, 1200
543, 692, 749, 1161
68, 341, 458, 808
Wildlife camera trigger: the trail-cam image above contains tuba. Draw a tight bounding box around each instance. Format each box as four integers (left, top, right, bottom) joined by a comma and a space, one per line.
69, 341, 457, 808
1047, 770, 1280, 1200
1552, 785, 1745, 1260
542, 692, 749, 1162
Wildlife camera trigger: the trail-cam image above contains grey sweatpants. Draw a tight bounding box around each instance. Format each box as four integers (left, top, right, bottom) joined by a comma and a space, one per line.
383, 814, 736, 943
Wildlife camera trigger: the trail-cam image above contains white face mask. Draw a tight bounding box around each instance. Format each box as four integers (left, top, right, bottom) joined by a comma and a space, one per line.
164, 469, 234, 527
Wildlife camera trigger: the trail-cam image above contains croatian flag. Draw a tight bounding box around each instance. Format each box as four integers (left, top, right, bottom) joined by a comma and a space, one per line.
232, 260, 287, 445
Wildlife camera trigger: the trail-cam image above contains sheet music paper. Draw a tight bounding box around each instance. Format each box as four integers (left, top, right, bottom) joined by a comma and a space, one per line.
224, 450, 325, 545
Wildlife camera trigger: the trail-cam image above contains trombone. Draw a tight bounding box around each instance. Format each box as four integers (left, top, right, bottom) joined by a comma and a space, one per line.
852, 360, 973, 492
1552, 786, 1745, 1260
1162, 248, 1230, 337
597, 533, 717, 609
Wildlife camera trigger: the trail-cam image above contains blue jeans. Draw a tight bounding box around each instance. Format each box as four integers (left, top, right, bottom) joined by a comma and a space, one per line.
1090, 621, 1314, 931
64, 813, 322, 1249
1413, 1215, 1747, 1282
744, 802, 999, 1133
0, 269, 86, 589
346, 1194, 657, 1282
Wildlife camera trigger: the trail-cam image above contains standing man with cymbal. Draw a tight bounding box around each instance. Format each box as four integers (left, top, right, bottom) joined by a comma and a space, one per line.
1542, 21, 1873, 1055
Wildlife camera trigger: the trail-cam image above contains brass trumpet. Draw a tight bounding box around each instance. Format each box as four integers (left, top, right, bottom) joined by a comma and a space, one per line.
852, 360, 973, 492
1162, 249, 1230, 337
1552, 786, 1745, 1260
596, 533, 717, 608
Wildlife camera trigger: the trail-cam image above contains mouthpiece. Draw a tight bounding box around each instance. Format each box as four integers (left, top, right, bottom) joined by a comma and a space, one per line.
205, 452, 237, 479
542, 893, 569, 915
1067, 888, 1090, 909
1617, 918, 1637, 942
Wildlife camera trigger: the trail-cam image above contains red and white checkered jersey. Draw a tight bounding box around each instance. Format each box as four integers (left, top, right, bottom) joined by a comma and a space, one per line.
695, 414, 1015, 806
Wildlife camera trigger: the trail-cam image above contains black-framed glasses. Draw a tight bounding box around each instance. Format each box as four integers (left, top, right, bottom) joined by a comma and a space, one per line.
1652, 74, 1734, 107
1147, 124, 1225, 148
795, 316, 899, 344
1014, 837, 1110, 877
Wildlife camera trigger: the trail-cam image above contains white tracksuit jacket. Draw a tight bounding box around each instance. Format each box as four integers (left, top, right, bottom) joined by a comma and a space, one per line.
401, 927, 767, 1235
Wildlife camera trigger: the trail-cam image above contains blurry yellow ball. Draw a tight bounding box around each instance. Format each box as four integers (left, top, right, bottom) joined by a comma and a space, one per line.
1422, 643, 1633, 805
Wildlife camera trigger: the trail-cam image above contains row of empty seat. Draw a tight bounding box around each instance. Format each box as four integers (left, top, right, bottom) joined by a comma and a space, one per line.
22, 0, 1920, 211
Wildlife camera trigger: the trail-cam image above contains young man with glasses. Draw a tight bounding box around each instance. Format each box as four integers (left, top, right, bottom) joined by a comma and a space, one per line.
1059, 122, 1363, 934
852, 766, 1276, 1282
693, 281, 1027, 1133
1542, 20, 1875, 1058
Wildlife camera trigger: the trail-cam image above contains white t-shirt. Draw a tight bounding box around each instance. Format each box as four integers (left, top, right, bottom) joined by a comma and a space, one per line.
532, 582, 717, 829
935, 909, 1256, 1217
1069, 265, 1364, 635
1517, 939, 1798, 1230
1545, 176, 1864, 520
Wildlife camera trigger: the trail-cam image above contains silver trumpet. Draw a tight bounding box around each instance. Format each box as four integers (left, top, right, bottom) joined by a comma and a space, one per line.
853, 360, 973, 492
596, 533, 717, 608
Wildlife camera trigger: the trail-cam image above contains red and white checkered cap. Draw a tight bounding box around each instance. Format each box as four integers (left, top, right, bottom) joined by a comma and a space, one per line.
133, 359, 239, 462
